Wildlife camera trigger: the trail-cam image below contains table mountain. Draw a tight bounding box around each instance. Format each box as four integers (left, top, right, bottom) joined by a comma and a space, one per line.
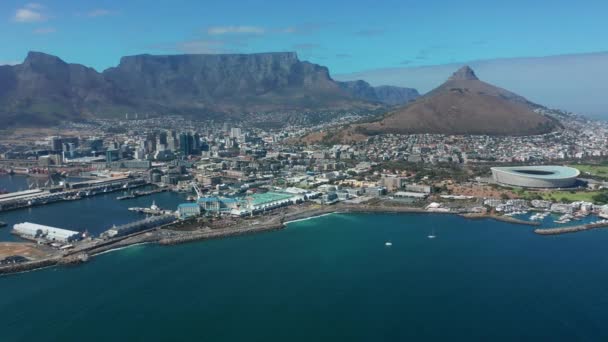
1, 51, 393, 127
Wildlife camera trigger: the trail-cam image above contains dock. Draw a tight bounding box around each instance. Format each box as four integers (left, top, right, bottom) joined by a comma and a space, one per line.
128, 207, 174, 215
534, 221, 608, 235
117, 188, 167, 200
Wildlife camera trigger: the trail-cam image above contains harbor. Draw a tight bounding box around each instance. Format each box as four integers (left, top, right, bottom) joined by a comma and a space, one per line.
0, 176, 189, 243
0, 176, 149, 213
2, 171, 608, 276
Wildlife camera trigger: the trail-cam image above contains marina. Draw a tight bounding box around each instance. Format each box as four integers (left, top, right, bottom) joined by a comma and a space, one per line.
0, 176, 149, 213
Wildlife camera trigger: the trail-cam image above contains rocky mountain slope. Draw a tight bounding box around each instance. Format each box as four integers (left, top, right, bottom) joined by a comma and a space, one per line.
352, 66, 560, 136
0, 52, 127, 126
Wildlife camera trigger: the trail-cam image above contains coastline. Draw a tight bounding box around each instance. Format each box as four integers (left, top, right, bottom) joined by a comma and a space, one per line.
0, 204, 582, 276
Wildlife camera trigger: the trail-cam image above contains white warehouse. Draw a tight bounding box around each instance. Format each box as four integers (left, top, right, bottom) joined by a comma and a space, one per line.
12, 222, 82, 243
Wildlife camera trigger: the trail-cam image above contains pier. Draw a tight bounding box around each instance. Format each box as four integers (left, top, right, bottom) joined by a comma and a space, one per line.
534, 221, 608, 235
128, 208, 173, 215
117, 188, 167, 200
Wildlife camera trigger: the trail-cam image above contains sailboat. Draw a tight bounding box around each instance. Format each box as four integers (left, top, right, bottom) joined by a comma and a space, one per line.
427, 227, 436, 239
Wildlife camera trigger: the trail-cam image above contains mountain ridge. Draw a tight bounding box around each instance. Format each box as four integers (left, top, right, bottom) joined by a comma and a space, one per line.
0, 51, 418, 127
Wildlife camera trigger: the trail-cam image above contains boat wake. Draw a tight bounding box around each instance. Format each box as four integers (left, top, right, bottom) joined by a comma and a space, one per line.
284, 213, 335, 225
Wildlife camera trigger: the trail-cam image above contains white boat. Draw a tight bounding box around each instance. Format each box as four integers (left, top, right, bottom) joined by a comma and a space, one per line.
428, 227, 436, 239
385, 242, 392, 246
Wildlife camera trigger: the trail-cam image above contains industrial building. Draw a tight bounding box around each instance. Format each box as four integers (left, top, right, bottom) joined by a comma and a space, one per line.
12, 222, 82, 242
491, 166, 580, 188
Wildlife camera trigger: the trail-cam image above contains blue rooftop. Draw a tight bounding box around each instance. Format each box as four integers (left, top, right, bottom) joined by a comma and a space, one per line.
178, 203, 200, 209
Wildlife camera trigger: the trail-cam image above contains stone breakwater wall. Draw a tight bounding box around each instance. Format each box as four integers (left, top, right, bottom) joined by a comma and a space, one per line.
159, 222, 284, 245
534, 221, 608, 235
0, 258, 58, 276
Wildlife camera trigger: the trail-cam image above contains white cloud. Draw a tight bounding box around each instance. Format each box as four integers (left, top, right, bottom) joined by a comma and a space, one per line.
14, 3, 47, 23
151, 39, 228, 54
87, 9, 113, 17
33, 27, 56, 34
207, 26, 265, 35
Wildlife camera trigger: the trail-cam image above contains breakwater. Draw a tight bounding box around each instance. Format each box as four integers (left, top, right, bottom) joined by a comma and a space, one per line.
460, 213, 542, 226
0, 258, 59, 276
159, 220, 284, 245
534, 221, 608, 235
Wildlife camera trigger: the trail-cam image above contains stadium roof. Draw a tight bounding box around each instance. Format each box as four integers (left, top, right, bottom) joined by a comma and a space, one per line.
491, 166, 580, 180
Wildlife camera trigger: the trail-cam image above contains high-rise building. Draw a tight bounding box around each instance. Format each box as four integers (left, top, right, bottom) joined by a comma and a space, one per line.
167, 137, 177, 152
159, 131, 168, 146
193, 132, 201, 152
106, 149, 120, 162
134, 148, 146, 160
179, 132, 193, 156
230, 127, 242, 139
50, 137, 62, 152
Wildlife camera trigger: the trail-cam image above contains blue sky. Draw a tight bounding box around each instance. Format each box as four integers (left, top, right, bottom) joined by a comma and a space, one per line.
1, 0, 607, 74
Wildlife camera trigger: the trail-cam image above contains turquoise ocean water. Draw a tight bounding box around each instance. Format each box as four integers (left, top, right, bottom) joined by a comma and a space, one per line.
2, 212, 608, 341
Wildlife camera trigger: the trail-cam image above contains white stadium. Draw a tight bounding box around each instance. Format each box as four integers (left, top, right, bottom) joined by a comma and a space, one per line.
491, 166, 580, 188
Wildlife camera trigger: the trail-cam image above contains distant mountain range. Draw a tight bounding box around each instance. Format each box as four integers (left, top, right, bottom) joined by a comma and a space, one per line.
0, 51, 418, 127
312, 66, 561, 142
338, 80, 419, 106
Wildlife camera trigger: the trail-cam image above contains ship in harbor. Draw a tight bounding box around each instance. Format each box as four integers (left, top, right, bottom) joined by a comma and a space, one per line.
128, 201, 174, 216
